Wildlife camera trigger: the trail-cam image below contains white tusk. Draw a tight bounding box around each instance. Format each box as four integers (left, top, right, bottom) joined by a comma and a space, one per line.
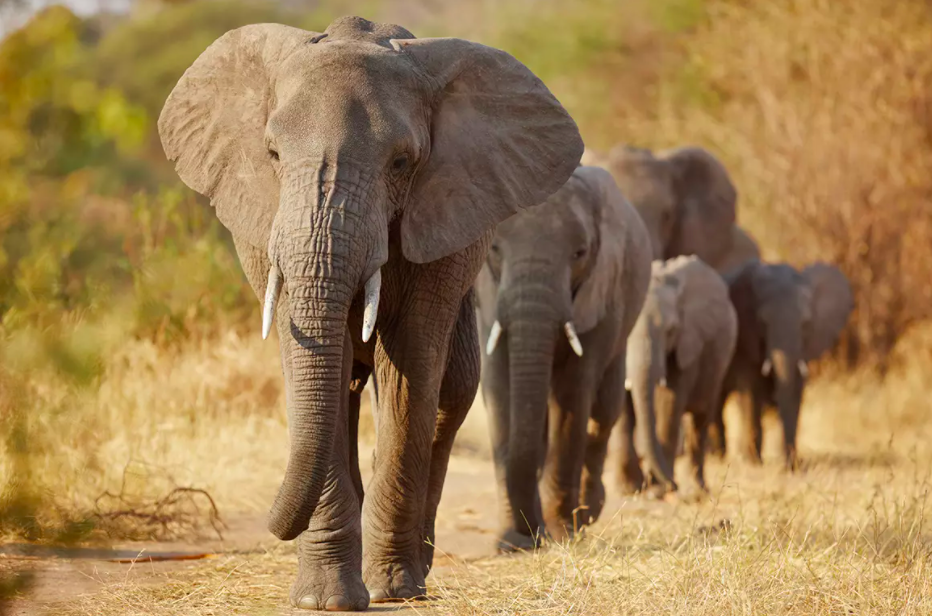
361, 269, 381, 343
624, 378, 632, 391
486, 320, 503, 355
262, 263, 283, 340
564, 322, 583, 357
798, 360, 809, 378
761, 358, 773, 376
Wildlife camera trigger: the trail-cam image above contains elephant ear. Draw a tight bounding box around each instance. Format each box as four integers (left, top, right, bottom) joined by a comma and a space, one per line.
570, 166, 638, 333
158, 24, 317, 250
660, 147, 737, 265
801, 262, 854, 360
673, 257, 734, 368
393, 37, 584, 264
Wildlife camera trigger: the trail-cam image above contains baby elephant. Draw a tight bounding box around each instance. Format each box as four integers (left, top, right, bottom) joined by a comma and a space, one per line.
476, 166, 652, 552
619, 256, 737, 499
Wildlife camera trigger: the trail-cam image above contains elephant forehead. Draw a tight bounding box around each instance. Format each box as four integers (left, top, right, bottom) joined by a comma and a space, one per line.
498, 193, 589, 243
271, 45, 429, 147
277, 43, 426, 99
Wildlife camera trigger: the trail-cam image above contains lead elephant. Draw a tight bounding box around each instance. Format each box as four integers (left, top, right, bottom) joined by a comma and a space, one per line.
583, 145, 760, 274
621, 256, 737, 499
475, 166, 652, 551
158, 17, 583, 611
714, 260, 854, 468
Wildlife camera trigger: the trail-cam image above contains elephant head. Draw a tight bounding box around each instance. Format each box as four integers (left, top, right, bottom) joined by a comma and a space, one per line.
626, 256, 736, 488
726, 261, 853, 467
158, 17, 583, 541
595, 145, 737, 266
476, 165, 645, 538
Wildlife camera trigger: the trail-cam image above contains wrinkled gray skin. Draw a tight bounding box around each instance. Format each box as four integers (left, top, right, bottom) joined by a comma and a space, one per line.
582, 146, 760, 274
714, 261, 853, 468
475, 166, 651, 551
158, 17, 582, 611
620, 256, 737, 498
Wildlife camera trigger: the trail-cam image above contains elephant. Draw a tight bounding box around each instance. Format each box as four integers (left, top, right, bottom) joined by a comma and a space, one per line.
619, 256, 737, 498
158, 17, 583, 611
712, 260, 854, 468
583, 145, 761, 274
475, 165, 652, 551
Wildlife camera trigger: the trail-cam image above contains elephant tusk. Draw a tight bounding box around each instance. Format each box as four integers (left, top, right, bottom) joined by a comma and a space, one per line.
361, 269, 381, 343
486, 320, 503, 355
761, 358, 773, 376
624, 378, 632, 391
798, 359, 809, 378
262, 263, 283, 341
564, 322, 583, 357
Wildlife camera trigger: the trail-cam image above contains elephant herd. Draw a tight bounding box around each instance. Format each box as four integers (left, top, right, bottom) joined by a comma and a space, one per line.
158, 16, 854, 611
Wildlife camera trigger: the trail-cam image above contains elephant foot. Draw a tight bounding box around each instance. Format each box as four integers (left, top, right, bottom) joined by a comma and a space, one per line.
291, 565, 369, 612
677, 481, 708, 504
496, 528, 542, 553
364, 562, 427, 603
581, 477, 606, 526
643, 482, 668, 501
617, 465, 645, 496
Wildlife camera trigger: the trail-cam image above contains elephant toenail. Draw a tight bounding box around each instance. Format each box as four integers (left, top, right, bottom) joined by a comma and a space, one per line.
324, 595, 353, 611
297, 595, 320, 610
367, 587, 392, 603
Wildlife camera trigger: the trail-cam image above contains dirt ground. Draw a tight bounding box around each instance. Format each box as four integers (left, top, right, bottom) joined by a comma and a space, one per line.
1, 439, 702, 615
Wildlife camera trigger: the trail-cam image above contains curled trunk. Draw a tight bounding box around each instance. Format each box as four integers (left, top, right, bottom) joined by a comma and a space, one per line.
267, 175, 368, 541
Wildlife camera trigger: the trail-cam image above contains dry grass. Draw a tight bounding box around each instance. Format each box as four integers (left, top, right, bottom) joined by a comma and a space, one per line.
3, 329, 924, 614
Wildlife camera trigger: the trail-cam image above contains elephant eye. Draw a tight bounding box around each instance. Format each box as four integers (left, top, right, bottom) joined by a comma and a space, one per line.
390, 153, 410, 175
268, 147, 280, 162
574, 248, 587, 260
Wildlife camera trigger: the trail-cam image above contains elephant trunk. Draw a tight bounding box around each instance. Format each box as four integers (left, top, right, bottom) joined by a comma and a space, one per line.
626, 320, 676, 489
267, 166, 381, 541
503, 283, 559, 539
769, 348, 802, 470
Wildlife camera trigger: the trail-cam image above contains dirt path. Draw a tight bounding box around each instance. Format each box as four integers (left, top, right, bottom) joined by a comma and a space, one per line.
1, 448, 506, 615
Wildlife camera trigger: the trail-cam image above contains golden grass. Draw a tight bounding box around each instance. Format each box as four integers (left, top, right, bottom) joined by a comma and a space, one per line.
0, 325, 925, 614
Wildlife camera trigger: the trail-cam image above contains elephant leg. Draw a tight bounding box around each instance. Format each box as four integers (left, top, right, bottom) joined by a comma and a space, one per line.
420, 295, 480, 575
348, 361, 372, 508
706, 387, 728, 458
291, 331, 368, 611
680, 411, 709, 501
580, 354, 625, 526
737, 386, 763, 464
362, 272, 459, 603
615, 390, 646, 495
541, 372, 594, 540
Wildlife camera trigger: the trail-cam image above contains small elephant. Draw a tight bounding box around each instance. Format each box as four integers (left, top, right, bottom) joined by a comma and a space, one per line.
714, 260, 854, 468
584, 145, 760, 274
158, 17, 583, 610
620, 256, 737, 498
475, 165, 652, 551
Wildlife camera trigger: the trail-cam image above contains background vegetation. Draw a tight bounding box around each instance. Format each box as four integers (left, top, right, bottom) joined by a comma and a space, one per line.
1, 0, 931, 612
